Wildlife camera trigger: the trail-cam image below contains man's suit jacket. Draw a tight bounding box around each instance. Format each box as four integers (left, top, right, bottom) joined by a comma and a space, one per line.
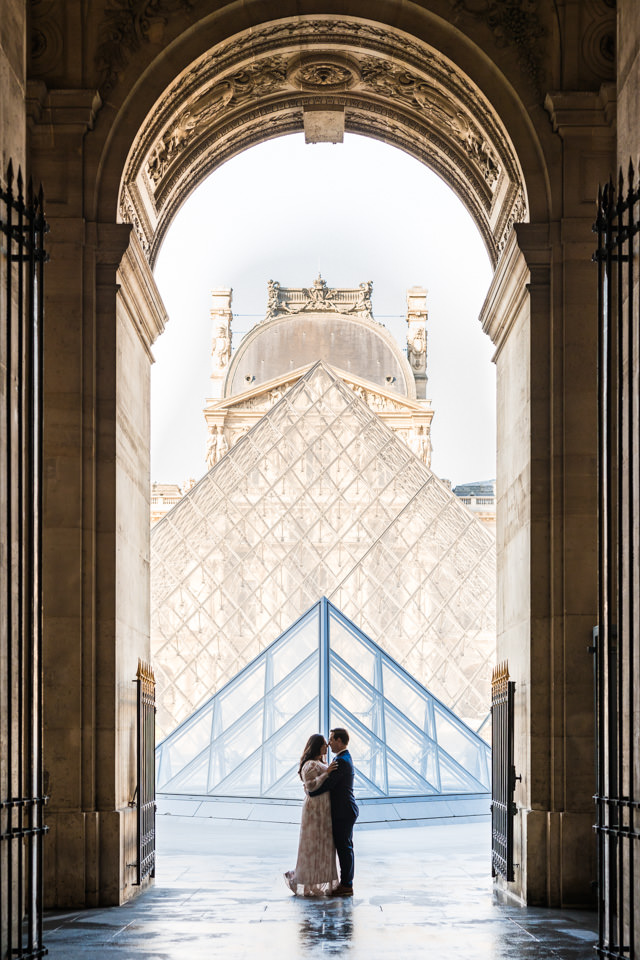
308, 749, 359, 823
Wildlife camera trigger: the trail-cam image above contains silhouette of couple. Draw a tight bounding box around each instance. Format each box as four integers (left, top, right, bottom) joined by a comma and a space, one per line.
285, 728, 359, 898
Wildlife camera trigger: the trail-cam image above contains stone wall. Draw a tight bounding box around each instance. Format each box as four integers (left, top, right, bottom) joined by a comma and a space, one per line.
618, 0, 640, 167
0, 1, 26, 175
480, 108, 614, 904
115, 236, 166, 901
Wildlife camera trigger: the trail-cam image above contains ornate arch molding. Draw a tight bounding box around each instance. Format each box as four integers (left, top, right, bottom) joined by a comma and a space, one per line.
118, 17, 527, 267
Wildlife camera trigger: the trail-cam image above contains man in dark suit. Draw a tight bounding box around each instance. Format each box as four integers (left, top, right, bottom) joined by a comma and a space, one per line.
308, 727, 359, 896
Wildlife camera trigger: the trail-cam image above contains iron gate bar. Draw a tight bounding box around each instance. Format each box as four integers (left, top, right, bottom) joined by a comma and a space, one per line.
594, 164, 640, 960
616, 170, 624, 959
625, 161, 636, 959
134, 661, 156, 886
491, 662, 516, 882
0, 161, 48, 960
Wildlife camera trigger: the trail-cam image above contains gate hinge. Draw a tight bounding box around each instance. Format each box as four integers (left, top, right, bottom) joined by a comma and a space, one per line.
509, 765, 522, 791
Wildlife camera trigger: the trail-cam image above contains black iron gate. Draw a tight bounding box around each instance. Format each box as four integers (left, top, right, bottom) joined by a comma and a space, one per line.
0, 162, 48, 959
133, 661, 156, 886
491, 661, 517, 882
594, 166, 640, 960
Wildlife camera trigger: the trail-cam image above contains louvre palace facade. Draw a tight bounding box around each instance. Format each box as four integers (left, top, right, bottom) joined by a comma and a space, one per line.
2, 3, 640, 960
150, 280, 496, 799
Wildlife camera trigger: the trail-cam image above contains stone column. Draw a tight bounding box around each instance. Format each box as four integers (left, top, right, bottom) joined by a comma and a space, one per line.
481, 88, 615, 906
28, 88, 167, 907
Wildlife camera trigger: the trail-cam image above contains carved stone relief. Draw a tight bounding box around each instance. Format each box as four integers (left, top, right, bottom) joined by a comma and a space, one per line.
287, 54, 361, 91
408, 327, 427, 374
145, 57, 292, 189
205, 365, 432, 478
264, 277, 374, 321
152, 90, 497, 222
119, 17, 526, 267
357, 58, 502, 191
147, 82, 234, 187
450, 0, 547, 90
342, 382, 407, 414
496, 189, 527, 255
413, 84, 501, 188
580, 0, 616, 83
206, 425, 229, 470
408, 425, 432, 467
148, 109, 302, 258
211, 319, 231, 370
97, 0, 195, 94
141, 48, 504, 204
29, 0, 65, 78
119, 187, 151, 255
225, 379, 298, 412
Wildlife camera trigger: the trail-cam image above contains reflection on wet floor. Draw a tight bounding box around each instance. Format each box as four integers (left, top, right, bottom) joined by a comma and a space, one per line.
42, 816, 597, 959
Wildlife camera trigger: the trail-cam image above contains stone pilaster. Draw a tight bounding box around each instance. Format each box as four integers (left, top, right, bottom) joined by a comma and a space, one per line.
28, 86, 166, 907
481, 87, 615, 906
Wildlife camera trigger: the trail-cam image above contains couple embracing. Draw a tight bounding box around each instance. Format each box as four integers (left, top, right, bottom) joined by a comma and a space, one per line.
285, 728, 359, 898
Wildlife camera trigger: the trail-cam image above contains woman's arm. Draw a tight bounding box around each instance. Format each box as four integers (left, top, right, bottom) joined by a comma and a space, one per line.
308, 758, 344, 796
302, 761, 330, 794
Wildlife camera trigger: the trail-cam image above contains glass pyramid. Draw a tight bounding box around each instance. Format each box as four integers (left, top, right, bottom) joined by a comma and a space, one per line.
151, 361, 496, 739
155, 598, 491, 800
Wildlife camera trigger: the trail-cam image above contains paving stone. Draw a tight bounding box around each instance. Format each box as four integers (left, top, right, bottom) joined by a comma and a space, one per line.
42, 817, 597, 959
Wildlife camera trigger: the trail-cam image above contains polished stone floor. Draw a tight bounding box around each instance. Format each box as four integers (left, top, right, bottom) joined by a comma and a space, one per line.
43, 816, 597, 959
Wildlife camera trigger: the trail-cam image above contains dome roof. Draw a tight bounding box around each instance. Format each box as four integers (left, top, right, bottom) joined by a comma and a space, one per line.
225, 311, 414, 398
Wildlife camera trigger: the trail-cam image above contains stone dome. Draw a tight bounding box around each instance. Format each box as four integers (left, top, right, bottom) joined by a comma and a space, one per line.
225, 311, 415, 398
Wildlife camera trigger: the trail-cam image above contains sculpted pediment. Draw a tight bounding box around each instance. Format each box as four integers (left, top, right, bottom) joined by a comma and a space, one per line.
205, 368, 306, 415
204, 364, 431, 417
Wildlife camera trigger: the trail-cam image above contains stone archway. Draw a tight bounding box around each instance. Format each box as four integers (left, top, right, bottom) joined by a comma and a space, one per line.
25, 0, 616, 912
116, 17, 527, 267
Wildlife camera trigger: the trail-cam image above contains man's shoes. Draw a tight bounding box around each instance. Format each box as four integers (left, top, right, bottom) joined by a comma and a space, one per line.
333, 884, 354, 897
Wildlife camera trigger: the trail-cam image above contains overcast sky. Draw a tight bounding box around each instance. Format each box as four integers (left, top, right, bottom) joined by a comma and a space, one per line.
151, 133, 495, 489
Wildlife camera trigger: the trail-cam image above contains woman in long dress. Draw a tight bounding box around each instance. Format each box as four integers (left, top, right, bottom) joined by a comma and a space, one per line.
285, 733, 340, 896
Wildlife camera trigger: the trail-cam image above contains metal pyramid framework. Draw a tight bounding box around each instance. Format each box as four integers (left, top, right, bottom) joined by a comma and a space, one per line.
151, 361, 495, 740
156, 598, 491, 800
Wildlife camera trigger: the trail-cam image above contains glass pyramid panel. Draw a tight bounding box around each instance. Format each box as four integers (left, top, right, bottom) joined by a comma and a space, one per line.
152, 361, 495, 740
156, 599, 491, 800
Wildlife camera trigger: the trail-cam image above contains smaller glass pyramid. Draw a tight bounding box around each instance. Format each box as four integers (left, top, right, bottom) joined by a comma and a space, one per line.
156, 598, 490, 800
